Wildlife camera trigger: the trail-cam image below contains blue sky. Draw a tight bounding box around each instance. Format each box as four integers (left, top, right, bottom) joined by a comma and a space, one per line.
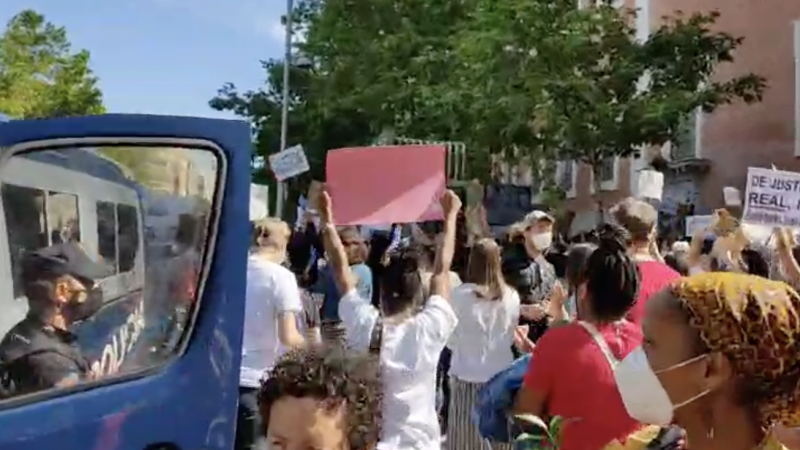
1, 0, 286, 119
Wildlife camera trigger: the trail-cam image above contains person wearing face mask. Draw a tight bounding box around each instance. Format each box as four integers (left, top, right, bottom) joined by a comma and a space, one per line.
0, 242, 109, 397
502, 210, 557, 345
616, 272, 800, 450
514, 224, 643, 450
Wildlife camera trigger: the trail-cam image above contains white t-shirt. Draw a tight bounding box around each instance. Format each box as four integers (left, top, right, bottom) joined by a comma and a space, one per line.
240, 255, 303, 388
339, 290, 458, 450
448, 284, 520, 383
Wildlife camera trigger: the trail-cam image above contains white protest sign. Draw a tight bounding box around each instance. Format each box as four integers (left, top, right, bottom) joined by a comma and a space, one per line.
685, 215, 713, 236
637, 170, 664, 201
722, 187, 741, 207
250, 184, 270, 220
269, 145, 310, 181
742, 167, 800, 227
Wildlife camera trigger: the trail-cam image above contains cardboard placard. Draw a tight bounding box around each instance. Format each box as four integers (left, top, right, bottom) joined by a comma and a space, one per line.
637, 170, 664, 201
326, 145, 446, 225
723, 186, 742, 207
269, 144, 310, 181
685, 215, 712, 236
742, 167, 800, 227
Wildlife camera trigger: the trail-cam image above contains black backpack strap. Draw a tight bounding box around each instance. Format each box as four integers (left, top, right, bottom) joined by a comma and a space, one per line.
369, 315, 383, 355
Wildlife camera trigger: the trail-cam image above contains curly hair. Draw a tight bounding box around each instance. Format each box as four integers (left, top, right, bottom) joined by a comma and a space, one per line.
258, 345, 382, 449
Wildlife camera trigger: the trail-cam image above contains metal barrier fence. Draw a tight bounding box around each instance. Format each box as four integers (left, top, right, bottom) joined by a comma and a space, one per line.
379, 136, 467, 181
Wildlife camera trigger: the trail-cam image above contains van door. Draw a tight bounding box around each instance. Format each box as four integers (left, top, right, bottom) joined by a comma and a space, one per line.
0, 114, 250, 450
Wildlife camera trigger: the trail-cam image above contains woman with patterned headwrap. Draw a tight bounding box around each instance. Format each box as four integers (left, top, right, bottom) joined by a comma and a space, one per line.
613, 272, 800, 450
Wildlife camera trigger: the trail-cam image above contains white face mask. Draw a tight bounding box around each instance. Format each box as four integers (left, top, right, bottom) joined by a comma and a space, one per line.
614, 346, 710, 426
530, 232, 553, 250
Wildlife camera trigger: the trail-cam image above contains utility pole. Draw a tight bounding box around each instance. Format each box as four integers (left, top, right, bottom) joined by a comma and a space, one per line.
275, 0, 294, 218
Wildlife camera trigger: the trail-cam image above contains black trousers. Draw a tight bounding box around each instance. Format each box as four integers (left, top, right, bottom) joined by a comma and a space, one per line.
236, 387, 262, 450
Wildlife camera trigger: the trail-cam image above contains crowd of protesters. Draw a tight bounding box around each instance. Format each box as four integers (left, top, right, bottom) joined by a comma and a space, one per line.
240, 190, 800, 450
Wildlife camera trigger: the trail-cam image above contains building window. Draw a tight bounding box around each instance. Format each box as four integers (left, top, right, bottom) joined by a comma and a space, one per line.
672, 112, 699, 160
599, 158, 615, 182
557, 161, 576, 198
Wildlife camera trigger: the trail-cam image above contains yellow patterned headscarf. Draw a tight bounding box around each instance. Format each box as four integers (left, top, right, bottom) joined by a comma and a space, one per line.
670, 272, 800, 428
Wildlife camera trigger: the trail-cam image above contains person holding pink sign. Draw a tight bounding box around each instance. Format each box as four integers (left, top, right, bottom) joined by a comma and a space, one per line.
318, 188, 461, 450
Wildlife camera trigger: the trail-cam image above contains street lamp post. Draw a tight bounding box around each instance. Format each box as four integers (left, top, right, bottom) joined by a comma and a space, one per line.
275, 0, 294, 218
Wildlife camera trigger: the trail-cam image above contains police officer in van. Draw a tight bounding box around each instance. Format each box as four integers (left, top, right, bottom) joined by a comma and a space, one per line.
0, 242, 108, 397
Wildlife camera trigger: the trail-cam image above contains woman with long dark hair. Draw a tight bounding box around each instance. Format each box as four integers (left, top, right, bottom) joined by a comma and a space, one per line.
515, 224, 642, 450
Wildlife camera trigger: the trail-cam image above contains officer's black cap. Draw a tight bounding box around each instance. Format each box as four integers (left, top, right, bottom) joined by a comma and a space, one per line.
21, 243, 110, 286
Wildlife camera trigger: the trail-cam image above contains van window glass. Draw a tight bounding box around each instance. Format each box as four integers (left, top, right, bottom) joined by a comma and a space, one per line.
1, 184, 48, 298
46, 191, 80, 244
96, 201, 118, 274
0, 145, 219, 401
117, 204, 139, 272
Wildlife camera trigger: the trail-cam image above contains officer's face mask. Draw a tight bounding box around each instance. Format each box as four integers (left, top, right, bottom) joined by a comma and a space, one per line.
64, 284, 104, 324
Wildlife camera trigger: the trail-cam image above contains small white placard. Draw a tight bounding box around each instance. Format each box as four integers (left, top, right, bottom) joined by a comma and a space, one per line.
685, 215, 713, 236
723, 186, 742, 207
637, 170, 664, 201
269, 145, 310, 181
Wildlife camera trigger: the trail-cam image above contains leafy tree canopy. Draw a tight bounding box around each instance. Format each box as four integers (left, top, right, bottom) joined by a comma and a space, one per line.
0, 10, 104, 119
212, 0, 765, 188
453, 0, 764, 181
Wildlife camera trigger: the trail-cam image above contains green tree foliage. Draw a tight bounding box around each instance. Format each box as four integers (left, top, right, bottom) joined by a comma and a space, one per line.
297, 0, 471, 141
213, 0, 765, 194
456, 1, 765, 184
209, 57, 372, 213
210, 0, 470, 171
0, 10, 104, 119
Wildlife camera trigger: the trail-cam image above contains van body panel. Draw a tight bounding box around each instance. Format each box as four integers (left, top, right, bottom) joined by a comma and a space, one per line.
0, 114, 251, 450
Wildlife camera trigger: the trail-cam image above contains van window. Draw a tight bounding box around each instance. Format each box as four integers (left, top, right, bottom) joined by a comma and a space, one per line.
1, 185, 48, 298
46, 191, 80, 244
96, 201, 118, 273
117, 204, 139, 272
0, 145, 218, 403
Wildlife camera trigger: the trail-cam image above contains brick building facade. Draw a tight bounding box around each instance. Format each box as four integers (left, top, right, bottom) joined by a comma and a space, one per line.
546, 0, 800, 237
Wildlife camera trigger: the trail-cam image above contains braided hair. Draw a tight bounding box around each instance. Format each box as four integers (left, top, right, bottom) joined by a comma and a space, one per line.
584, 223, 640, 322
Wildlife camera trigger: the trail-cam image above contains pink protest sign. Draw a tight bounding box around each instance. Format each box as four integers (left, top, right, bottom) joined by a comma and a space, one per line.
326, 145, 446, 225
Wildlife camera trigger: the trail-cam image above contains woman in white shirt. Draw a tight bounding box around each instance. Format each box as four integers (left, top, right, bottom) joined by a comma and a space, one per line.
318, 190, 462, 450
447, 238, 520, 450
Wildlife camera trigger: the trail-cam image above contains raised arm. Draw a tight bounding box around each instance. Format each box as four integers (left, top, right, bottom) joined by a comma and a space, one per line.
430, 190, 462, 300
775, 227, 800, 283
318, 192, 357, 295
